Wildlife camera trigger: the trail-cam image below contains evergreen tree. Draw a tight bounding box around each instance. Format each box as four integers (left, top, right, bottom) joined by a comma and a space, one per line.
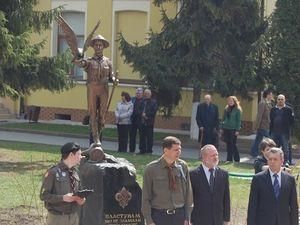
0, 0, 73, 98
267, 0, 300, 129
119, 0, 265, 116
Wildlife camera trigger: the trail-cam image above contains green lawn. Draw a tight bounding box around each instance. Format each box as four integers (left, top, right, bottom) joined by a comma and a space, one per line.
0, 140, 254, 208
0, 140, 299, 224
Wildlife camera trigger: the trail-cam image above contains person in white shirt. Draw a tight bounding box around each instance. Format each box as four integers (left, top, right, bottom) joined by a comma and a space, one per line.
115, 92, 133, 152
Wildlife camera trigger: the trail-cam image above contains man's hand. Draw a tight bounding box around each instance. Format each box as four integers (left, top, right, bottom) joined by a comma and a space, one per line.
63, 193, 76, 202
142, 112, 148, 119
184, 220, 191, 225
235, 131, 239, 136
111, 76, 119, 86
223, 221, 229, 225
73, 59, 86, 67
74, 196, 86, 205
199, 127, 204, 131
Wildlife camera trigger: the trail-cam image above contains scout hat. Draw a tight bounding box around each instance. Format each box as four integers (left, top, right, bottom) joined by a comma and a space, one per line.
90, 34, 109, 48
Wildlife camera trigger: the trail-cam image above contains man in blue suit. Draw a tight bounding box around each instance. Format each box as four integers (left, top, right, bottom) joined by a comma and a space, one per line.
247, 147, 298, 225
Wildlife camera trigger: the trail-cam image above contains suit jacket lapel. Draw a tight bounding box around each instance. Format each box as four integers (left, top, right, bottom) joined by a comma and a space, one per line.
199, 165, 210, 192
278, 172, 287, 200
213, 167, 221, 193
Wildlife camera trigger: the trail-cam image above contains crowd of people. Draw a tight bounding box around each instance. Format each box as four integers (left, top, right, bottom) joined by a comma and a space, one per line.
40, 29, 297, 225
142, 137, 298, 225
40, 137, 298, 225
196, 90, 295, 166
196, 94, 243, 163
114, 87, 158, 154
40, 89, 297, 225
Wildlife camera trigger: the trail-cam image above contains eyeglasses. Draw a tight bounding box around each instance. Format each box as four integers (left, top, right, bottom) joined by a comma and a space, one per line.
277, 99, 284, 101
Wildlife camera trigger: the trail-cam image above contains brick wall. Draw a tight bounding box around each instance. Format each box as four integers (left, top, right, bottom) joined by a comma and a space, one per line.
27, 106, 254, 134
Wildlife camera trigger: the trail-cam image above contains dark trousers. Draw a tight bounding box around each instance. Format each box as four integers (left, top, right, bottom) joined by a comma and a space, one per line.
272, 132, 290, 163
250, 128, 269, 157
117, 124, 131, 152
140, 125, 154, 154
129, 123, 142, 153
224, 129, 240, 162
199, 127, 218, 147
151, 208, 185, 225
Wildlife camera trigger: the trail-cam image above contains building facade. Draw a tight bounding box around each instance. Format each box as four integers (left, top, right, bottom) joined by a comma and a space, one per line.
1, 0, 277, 133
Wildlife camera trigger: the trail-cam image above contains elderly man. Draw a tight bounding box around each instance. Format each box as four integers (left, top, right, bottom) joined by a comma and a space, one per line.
75, 35, 117, 144
142, 136, 193, 225
139, 89, 158, 154
270, 94, 294, 165
247, 147, 298, 225
196, 94, 219, 147
190, 144, 230, 225
40, 142, 85, 225
129, 87, 144, 153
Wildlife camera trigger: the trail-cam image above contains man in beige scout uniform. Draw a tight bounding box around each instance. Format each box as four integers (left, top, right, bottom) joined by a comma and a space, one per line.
142, 136, 193, 225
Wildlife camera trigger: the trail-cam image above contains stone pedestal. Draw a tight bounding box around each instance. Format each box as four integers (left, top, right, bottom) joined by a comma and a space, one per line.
79, 155, 144, 225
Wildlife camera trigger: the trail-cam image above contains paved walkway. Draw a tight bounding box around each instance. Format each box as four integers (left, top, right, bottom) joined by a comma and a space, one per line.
0, 129, 255, 164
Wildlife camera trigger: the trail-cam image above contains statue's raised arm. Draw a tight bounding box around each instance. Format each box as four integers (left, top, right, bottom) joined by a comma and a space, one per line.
56, 15, 100, 60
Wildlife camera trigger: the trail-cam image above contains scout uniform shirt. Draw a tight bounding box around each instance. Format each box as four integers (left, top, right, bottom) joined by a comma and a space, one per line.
40, 161, 80, 215
142, 157, 193, 224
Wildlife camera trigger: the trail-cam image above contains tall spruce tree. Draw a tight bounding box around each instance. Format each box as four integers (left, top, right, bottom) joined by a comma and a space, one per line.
267, 0, 300, 130
119, 0, 265, 117
0, 0, 73, 98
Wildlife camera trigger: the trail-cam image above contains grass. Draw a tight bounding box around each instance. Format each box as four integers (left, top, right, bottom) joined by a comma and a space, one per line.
0, 140, 299, 224
0, 140, 255, 208
0, 122, 192, 143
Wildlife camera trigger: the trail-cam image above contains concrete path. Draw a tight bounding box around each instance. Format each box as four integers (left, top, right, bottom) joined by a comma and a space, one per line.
0, 130, 255, 164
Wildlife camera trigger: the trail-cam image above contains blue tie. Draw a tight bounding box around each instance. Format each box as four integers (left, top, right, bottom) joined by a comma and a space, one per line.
273, 174, 280, 199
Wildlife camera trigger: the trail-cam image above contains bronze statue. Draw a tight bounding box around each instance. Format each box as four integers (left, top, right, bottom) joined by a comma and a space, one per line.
56, 16, 118, 145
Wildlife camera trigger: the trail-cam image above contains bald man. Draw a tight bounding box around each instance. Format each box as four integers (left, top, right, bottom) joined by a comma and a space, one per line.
270, 94, 294, 165
190, 145, 230, 225
196, 95, 219, 147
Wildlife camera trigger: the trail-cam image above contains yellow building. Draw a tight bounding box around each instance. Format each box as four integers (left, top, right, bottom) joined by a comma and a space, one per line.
1, 0, 277, 133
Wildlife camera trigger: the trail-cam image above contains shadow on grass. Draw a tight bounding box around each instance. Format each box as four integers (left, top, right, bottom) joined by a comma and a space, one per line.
0, 140, 60, 154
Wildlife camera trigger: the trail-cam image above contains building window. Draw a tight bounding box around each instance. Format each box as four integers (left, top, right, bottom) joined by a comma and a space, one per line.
57, 11, 85, 80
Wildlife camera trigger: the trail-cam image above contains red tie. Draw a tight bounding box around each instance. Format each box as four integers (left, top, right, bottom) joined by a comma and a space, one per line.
68, 169, 76, 192
167, 165, 176, 191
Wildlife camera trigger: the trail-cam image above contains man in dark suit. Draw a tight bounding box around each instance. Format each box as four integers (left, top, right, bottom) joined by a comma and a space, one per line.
190, 144, 230, 225
270, 94, 294, 165
247, 147, 298, 225
140, 89, 158, 154
129, 87, 144, 153
196, 95, 219, 147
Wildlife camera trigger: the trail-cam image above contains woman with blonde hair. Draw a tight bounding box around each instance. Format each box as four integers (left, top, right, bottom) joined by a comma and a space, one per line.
221, 96, 242, 162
